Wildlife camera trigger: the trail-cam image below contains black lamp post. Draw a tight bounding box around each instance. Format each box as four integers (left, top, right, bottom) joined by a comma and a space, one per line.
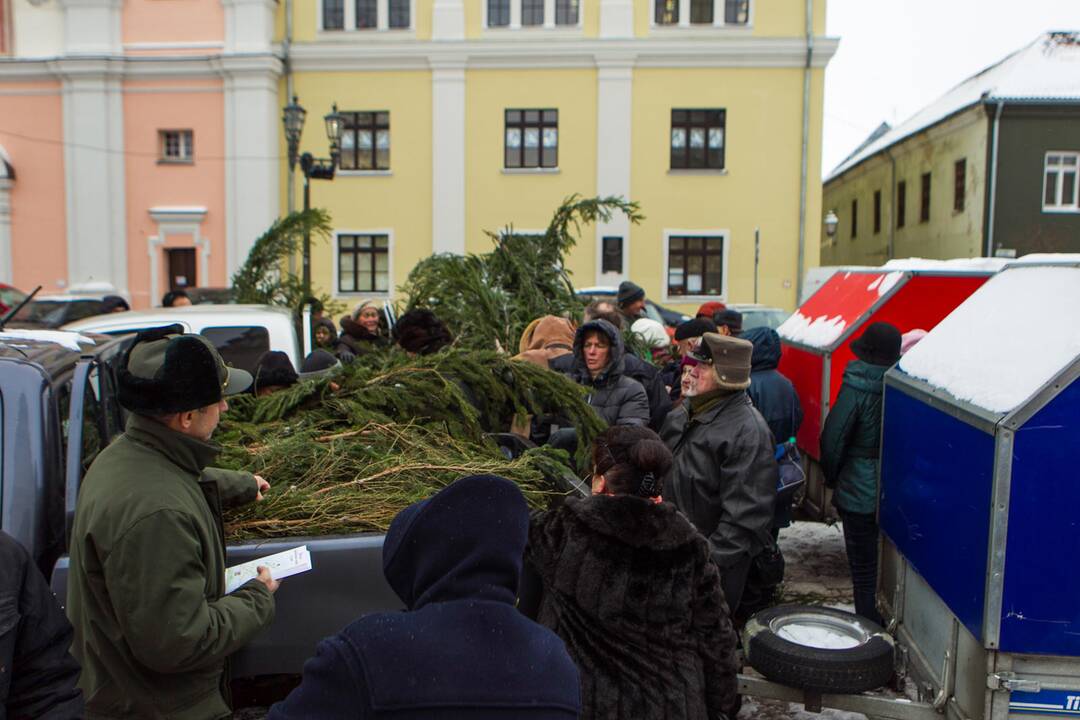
282, 96, 345, 296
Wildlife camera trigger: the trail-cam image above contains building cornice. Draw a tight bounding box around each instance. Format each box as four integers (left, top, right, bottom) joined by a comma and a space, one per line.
0, 53, 282, 81
284, 35, 839, 72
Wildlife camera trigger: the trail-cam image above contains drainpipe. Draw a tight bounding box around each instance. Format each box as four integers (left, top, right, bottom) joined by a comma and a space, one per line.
985, 101, 1005, 257
886, 147, 896, 260
795, 0, 813, 304
284, 0, 296, 273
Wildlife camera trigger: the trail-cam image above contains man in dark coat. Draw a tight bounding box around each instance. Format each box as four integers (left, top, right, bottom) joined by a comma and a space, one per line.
269, 475, 581, 720
660, 332, 778, 615
820, 322, 900, 626
616, 280, 646, 324
0, 531, 83, 719
68, 325, 278, 719
553, 301, 672, 431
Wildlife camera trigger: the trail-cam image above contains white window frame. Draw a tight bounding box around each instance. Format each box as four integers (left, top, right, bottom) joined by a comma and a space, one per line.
1042, 151, 1080, 213
483, 0, 584, 31
333, 229, 394, 297
650, 0, 752, 29
318, 0, 415, 34
661, 229, 730, 304
159, 130, 194, 164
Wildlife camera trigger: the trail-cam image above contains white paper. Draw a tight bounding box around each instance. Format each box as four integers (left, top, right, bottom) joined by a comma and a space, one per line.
225, 545, 312, 594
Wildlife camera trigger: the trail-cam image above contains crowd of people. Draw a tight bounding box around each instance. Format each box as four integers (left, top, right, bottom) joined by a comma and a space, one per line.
0, 280, 908, 720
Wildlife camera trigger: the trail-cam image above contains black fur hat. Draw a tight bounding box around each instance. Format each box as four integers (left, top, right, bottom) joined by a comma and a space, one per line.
117, 324, 252, 415
254, 351, 299, 393
393, 309, 453, 355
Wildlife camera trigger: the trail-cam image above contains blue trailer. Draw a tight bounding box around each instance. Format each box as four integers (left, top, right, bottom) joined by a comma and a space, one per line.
879, 261, 1080, 720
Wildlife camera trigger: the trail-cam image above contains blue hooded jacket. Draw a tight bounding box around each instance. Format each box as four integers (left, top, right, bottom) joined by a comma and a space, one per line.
742, 327, 803, 445
269, 475, 581, 719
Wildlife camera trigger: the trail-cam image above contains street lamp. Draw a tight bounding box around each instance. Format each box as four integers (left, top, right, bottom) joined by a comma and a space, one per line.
281, 97, 345, 296
824, 210, 839, 244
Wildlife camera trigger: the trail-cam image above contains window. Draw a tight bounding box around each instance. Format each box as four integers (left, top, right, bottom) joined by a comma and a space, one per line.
555, 0, 579, 25
725, 0, 749, 24
522, 0, 543, 25
873, 190, 882, 234
851, 198, 857, 239
667, 235, 725, 297
355, 0, 376, 28
897, 181, 906, 229
339, 112, 390, 171
670, 109, 725, 170
954, 159, 966, 212
338, 234, 390, 293
323, 0, 344, 29
488, 0, 510, 26
920, 172, 931, 223
201, 326, 271, 376
602, 236, 623, 274
655, 0, 679, 24
1043, 152, 1079, 212
159, 130, 193, 163
389, 0, 409, 27
504, 109, 558, 169
690, 0, 712, 23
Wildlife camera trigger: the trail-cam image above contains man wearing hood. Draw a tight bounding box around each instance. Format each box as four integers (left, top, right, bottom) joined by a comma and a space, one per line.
268, 475, 581, 720
820, 322, 901, 626
660, 332, 778, 616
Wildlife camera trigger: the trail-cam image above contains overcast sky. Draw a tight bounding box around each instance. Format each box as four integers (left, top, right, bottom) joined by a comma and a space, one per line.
822, 0, 1080, 178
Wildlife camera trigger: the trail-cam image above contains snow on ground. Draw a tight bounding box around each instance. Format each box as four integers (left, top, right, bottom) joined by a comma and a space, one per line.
777, 519, 853, 607
899, 265, 1080, 413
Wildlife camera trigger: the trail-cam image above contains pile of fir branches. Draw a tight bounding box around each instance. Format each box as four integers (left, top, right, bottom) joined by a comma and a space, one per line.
218, 349, 605, 540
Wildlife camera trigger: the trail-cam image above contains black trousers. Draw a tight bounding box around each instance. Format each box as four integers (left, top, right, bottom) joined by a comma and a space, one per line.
839, 509, 883, 626
719, 554, 754, 618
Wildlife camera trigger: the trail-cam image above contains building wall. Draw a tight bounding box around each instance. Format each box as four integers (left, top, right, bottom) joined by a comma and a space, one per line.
992, 105, 1080, 256
0, 81, 67, 290
823, 106, 988, 266
10, 0, 63, 58
122, 0, 224, 49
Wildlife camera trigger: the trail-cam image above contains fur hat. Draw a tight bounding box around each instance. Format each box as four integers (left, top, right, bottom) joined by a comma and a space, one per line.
117, 324, 252, 415
689, 332, 752, 390
393, 309, 453, 355
616, 280, 645, 307
851, 322, 902, 366
254, 351, 299, 393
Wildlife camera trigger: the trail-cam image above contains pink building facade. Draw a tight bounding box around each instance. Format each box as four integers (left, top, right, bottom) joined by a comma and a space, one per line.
0, 0, 279, 307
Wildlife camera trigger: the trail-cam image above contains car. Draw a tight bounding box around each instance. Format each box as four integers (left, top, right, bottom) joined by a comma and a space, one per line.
726, 303, 791, 331
0, 283, 27, 314
575, 286, 691, 328
6, 294, 115, 329
63, 304, 304, 375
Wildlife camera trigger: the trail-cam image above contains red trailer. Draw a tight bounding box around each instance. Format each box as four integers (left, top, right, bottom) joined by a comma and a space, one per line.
777, 268, 994, 519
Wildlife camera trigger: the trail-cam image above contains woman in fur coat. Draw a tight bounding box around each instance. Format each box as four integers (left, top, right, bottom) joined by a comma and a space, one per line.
521, 425, 741, 720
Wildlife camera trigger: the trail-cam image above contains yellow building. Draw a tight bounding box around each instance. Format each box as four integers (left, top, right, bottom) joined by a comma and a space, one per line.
281, 0, 836, 314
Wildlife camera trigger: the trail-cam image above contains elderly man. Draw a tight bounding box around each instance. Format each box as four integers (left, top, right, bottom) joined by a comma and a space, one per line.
660, 332, 778, 615
68, 324, 278, 719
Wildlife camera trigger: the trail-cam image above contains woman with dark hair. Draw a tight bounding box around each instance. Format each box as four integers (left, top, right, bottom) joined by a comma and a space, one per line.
338, 300, 391, 359
522, 425, 740, 720
393, 308, 453, 355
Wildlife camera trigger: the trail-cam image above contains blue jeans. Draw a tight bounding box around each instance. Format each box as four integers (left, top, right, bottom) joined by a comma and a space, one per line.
839, 509, 883, 626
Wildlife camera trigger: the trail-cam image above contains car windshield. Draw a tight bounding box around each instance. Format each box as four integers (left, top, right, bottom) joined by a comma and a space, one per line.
740, 309, 791, 331
12, 300, 104, 326
641, 303, 666, 325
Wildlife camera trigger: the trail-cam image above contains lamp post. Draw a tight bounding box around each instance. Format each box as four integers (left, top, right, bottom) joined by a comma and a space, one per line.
824, 210, 839, 245
282, 96, 345, 297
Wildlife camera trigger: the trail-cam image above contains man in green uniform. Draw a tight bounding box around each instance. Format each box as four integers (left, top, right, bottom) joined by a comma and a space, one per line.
68, 325, 278, 719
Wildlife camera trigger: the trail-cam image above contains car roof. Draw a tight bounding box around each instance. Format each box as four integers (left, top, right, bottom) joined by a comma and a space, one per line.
0, 329, 120, 371
25, 295, 108, 303
62, 304, 293, 331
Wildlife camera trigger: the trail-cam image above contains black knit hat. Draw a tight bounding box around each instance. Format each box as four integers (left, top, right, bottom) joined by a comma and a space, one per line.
117, 324, 252, 414
674, 317, 717, 341
393, 309, 453, 355
299, 349, 342, 380
851, 322, 902, 367
713, 309, 743, 334
254, 351, 299, 393
616, 280, 645, 307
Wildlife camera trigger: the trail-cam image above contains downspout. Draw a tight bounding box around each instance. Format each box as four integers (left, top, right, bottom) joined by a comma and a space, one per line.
795, 0, 813, 303
985, 101, 1005, 257
284, 0, 297, 272
886, 147, 896, 260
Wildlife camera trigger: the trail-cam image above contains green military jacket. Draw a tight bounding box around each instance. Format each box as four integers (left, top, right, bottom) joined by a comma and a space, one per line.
68, 414, 275, 719
820, 359, 888, 515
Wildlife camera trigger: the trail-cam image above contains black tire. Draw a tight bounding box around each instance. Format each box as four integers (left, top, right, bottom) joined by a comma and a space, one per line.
743, 604, 894, 694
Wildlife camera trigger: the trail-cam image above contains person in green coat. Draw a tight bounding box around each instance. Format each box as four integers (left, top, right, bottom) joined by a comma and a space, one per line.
820, 322, 901, 627
68, 325, 279, 719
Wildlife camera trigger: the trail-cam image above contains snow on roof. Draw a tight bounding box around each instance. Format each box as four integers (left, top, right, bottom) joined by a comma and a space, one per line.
0, 329, 98, 352
898, 265, 1080, 414
1006, 253, 1080, 266
779, 270, 905, 349
882, 257, 1009, 273
828, 32, 1080, 182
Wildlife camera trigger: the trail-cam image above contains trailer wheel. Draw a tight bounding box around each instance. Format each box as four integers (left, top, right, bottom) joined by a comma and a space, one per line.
743, 604, 894, 694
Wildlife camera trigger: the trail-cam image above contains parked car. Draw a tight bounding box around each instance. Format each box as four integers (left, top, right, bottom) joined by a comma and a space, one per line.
63, 304, 303, 374
727, 303, 791, 331
7, 294, 115, 329
0, 283, 27, 314
575, 286, 691, 327
183, 286, 235, 305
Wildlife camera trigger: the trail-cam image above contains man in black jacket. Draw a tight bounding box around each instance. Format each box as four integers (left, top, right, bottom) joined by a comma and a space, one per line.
0, 531, 83, 719
660, 332, 779, 615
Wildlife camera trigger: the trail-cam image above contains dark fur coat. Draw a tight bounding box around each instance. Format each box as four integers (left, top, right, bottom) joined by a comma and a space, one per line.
524, 495, 740, 720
